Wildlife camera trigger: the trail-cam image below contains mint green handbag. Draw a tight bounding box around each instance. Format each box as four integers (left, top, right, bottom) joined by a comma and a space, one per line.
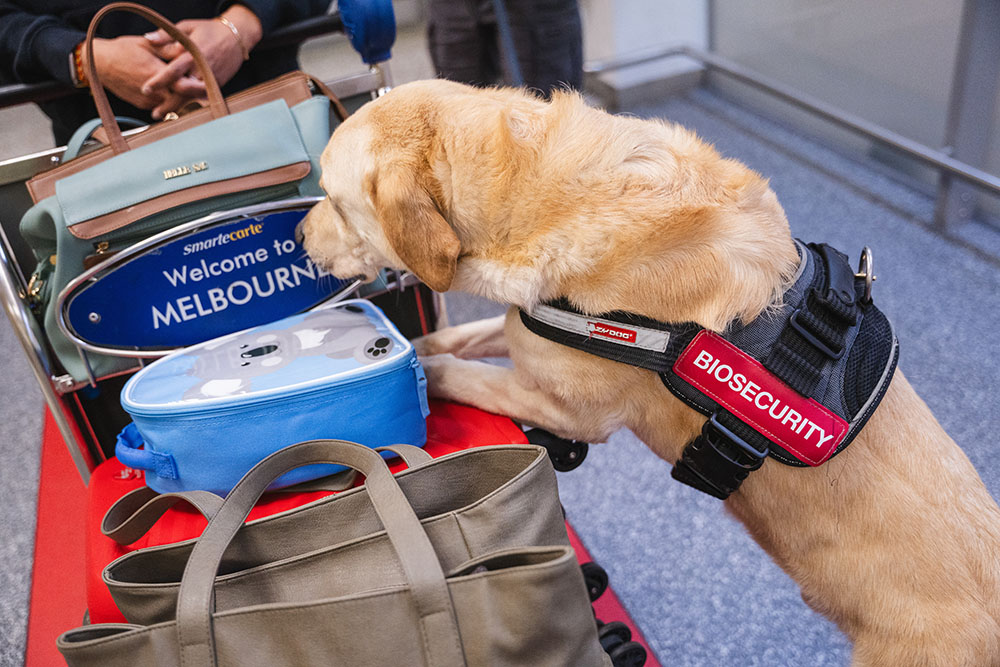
19, 2, 343, 384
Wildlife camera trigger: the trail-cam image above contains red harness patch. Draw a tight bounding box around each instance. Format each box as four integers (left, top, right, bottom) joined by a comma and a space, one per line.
674, 331, 848, 466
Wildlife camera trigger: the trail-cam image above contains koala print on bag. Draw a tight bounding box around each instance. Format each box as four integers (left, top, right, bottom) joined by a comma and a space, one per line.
182, 305, 395, 399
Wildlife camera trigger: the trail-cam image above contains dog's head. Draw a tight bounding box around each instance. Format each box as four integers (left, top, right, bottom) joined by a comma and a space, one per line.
299, 80, 464, 292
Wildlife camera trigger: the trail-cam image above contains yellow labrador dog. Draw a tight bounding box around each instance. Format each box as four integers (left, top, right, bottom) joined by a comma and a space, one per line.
299, 79, 1000, 665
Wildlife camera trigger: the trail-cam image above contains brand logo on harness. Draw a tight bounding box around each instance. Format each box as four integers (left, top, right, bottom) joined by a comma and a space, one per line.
587, 321, 637, 344
673, 331, 848, 466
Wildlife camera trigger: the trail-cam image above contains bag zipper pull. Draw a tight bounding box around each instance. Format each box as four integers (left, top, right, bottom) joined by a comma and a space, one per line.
410, 356, 431, 418
83, 241, 114, 270
21, 255, 55, 312
23, 272, 44, 310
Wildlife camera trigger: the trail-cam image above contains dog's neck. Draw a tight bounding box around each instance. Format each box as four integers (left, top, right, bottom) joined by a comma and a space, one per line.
439, 100, 800, 331
450, 194, 799, 332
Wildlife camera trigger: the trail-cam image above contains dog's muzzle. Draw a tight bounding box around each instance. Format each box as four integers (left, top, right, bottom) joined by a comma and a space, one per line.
519, 240, 898, 500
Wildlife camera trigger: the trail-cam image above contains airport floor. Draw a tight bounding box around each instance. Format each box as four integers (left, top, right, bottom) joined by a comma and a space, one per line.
3, 42, 1000, 667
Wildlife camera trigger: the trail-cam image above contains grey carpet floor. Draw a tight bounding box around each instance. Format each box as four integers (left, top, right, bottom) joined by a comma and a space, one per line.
1, 86, 998, 665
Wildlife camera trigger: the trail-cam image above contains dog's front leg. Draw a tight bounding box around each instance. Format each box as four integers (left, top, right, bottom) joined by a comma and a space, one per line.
412, 316, 509, 359
420, 353, 610, 441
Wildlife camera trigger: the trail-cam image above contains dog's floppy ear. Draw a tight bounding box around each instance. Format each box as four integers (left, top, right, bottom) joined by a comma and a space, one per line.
366, 165, 460, 292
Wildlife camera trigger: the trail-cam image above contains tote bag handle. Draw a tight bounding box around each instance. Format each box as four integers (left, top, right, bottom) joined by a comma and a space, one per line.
175, 439, 467, 667
84, 2, 230, 155
100, 444, 432, 545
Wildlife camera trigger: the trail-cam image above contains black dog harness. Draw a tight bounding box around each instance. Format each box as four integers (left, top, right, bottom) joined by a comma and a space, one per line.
519, 241, 898, 499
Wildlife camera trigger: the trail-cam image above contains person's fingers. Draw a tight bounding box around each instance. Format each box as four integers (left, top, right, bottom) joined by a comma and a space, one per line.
171, 75, 206, 96
151, 92, 189, 120
141, 53, 193, 95
143, 29, 172, 46
145, 21, 195, 41
149, 41, 186, 62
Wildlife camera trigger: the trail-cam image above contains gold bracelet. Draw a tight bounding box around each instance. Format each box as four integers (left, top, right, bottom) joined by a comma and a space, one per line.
218, 15, 250, 61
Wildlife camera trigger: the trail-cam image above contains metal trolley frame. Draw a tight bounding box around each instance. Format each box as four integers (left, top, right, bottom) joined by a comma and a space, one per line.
0, 14, 442, 483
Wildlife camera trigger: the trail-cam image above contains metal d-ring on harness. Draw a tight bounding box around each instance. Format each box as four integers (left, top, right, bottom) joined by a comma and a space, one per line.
856, 246, 874, 303
519, 241, 899, 500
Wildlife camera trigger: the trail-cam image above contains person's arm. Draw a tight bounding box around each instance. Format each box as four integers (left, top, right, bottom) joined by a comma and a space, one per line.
0, 0, 190, 118
216, 0, 332, 37
0, 1, 83, 84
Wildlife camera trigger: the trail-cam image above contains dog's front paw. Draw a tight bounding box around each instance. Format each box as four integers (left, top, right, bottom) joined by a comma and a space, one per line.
413, 327, 467, 357
418, 353, 463, 400
411, 334, 441, 357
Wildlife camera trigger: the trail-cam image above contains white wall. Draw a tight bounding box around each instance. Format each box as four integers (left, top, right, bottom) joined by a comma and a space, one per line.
580, 0, 708, 91
714, 0, 964, 150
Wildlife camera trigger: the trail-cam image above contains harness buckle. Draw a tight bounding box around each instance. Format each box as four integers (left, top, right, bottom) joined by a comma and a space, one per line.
789, 308, 846, 360
671, 412, 769, 500
703, 414, 769, 460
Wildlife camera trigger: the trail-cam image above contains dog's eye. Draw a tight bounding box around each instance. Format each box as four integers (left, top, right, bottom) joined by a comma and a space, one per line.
332, 200, 349, 223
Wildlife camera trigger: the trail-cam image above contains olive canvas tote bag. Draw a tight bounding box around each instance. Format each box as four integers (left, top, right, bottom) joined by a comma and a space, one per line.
100, 443, 570, 625
58, 440, 610, 666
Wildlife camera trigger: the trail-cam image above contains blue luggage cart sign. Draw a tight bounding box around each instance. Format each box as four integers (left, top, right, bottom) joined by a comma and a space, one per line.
65, 209, 353, 350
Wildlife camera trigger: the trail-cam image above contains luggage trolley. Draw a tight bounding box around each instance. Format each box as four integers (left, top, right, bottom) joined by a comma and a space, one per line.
0, 1, 444, 483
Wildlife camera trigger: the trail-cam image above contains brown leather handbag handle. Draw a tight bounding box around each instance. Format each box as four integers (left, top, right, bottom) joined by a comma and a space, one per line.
307, 74, 349, 122
85, 2, 230, 154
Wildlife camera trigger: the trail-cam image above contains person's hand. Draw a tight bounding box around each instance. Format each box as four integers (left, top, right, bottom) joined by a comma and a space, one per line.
84, 35, 193, 116
142, 5, 263, 116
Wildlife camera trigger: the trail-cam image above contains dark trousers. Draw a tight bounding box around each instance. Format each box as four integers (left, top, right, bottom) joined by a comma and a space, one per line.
426, 0, 583, 95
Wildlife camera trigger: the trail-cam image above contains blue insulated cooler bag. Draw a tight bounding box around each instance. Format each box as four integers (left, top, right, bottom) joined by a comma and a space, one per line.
116, 300, 429, 494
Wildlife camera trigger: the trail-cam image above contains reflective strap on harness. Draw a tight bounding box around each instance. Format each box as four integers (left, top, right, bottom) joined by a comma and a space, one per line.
519, 299, 678, 373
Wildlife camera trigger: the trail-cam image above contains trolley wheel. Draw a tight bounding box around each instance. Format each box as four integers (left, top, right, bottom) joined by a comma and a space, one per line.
524, 428, 589, 471
599, 630, 624, 654
581, 561, 609, 602
598, 620, 631, 645
609, 641, 647, 667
